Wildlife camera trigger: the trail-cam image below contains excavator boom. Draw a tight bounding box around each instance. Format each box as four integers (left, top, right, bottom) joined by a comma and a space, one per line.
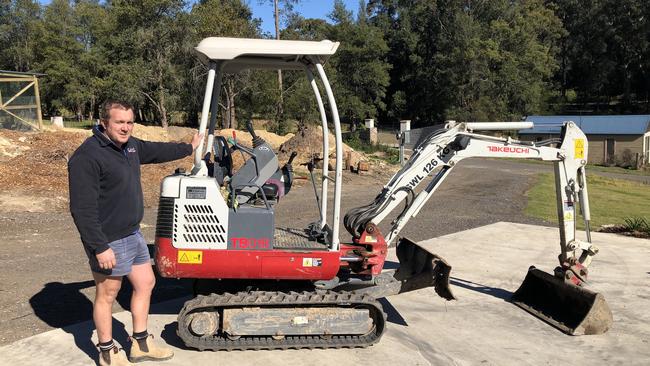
344, 120, 612, 335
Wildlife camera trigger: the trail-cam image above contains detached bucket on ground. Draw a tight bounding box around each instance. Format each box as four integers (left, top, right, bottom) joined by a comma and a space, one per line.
511, 267, 613, 335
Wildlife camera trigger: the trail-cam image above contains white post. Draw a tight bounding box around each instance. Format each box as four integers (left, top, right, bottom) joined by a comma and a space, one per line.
192, 64, 217, 175
306, 67, 329, 228
399, 120, 411, 165
315, 63, 342, 250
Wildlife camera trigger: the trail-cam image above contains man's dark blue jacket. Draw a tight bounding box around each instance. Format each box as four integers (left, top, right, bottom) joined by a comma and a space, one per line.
68, 126, 192, 255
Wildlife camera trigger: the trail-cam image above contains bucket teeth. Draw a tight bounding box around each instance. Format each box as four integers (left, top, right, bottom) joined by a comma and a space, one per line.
511, 267, 613, 335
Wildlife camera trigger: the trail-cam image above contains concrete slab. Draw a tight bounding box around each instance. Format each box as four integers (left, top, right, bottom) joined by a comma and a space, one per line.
1, 222, 648, 365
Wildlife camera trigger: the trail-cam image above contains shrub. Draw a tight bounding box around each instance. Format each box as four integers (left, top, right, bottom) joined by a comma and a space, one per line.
616, 148, 636, 169
623, 217, 650, 233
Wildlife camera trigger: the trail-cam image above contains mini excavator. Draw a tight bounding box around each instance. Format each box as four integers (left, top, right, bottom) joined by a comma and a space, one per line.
153, 37, 612, 351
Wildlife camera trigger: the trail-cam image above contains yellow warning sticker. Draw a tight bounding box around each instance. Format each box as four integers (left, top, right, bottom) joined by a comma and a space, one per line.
564, 212, 574, 221
178, 250, 203, 264
574, 139, 585, 159
302, 258, 313, 267
365, 235, 377, 243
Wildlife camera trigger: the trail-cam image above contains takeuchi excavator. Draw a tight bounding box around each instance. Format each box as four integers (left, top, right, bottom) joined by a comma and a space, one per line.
153, 37, 613, 351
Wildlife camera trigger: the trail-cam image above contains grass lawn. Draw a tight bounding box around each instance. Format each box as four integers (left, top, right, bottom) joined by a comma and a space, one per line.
526, 173, 650, 229
499, 158, 650, 176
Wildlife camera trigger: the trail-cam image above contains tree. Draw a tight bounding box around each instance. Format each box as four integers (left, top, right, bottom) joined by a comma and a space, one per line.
444, 0, 564, 121
369, 0, 563, 124
552, 0, 648, 112
0, 0, 42, 72
259, 0, 300, 131
328, 0, 391, 129
36, 0, 109, 117
190, 0, 261, 129
103, 0, 190, 128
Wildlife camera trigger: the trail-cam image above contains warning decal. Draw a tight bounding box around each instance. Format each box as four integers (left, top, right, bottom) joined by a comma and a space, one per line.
574, 139, 585, 159
302, 258, 323, 267
178, 250, 203, 264
365, 235, 377, 243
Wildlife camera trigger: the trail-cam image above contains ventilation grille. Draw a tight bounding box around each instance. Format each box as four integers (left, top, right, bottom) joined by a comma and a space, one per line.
155, 197, 175, 239
174, 204, 226, 244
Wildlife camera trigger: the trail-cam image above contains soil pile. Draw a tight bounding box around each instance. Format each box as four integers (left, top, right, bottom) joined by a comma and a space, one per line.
0, 125, 294, 212
0, 124, 393, 213
0, 129, 88, 212
277, 125, 354, 168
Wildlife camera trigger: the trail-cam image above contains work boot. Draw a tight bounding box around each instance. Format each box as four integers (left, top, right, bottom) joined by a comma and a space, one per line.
98, 345, 133, 366
129, 334, 174, 363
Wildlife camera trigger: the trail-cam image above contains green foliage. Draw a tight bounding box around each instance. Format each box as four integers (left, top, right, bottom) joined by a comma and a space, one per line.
344, 130, 399, 164
2, 0, 650, 129
328, 0, 391, 126
623, 217, 650, 234
0, 0, 42, 72
550, 0, 649, 112
369, 0, 563, 125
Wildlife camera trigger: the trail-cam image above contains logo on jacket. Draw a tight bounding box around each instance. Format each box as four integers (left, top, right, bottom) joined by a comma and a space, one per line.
127, 147, 136, 153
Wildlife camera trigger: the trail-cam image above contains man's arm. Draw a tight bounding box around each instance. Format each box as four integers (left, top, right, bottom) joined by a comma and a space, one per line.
136, 132, 202, 164
68, 154, 110, 255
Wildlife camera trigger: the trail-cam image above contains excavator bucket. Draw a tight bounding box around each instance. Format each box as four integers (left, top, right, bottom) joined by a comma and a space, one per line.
511, 267, 613, 335
356, 237, 457, 300
392, 237, 456, 300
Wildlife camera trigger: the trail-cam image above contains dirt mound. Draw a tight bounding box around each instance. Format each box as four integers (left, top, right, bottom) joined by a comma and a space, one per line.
277, 125, 353, 167
0, 129, 88, 211
0, 125, 294, 212
0, 124, 388, 213
0, 130, 32, 161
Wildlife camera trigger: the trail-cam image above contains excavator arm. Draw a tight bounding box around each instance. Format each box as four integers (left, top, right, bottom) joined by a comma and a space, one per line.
346, 121, 596, 274
344, 121, 612, 335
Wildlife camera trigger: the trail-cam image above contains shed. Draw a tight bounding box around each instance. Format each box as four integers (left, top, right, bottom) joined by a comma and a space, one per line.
520, 115, 650, 166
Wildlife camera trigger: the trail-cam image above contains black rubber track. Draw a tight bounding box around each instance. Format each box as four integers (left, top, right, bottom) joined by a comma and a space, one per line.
177, 290, 387, 351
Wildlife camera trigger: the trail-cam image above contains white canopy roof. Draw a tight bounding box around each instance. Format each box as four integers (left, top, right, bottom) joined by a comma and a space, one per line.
194, 37, 339, 68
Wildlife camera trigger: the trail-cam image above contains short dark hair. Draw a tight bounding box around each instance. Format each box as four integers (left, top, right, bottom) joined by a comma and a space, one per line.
100, 99, 134, 121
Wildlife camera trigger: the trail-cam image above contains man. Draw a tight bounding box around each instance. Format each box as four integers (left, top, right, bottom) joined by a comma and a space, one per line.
68, 100, 202, 365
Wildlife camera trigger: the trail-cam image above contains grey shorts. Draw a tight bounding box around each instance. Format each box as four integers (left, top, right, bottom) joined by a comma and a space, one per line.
88, 231, 150, 276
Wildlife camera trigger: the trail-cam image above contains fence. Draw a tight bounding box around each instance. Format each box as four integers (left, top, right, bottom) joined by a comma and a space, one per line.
0, 70, 44, 131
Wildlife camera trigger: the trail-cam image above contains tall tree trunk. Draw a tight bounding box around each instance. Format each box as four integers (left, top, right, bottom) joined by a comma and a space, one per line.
88, 96, 95, 121
229, 94, 237, 130
623, 65, 631, 110
221, 108, 230, 129
227, 79, 237, 130
159, 87, 168, 129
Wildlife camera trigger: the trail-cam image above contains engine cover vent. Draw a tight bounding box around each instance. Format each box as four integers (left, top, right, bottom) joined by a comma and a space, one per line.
173, 203, 227, 247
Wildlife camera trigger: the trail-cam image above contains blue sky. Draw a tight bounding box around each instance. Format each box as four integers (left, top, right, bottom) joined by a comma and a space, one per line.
248, 0, 360, 35
37, 1, 362, 35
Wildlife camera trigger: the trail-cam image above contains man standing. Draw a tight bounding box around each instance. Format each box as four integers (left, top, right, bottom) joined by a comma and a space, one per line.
68, 100, 202, 365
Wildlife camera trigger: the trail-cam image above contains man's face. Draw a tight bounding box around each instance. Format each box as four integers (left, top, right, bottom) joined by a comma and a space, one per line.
101, 107, 134, 147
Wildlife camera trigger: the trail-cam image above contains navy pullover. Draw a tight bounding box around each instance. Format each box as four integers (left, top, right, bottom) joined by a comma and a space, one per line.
68, 126, 192, 255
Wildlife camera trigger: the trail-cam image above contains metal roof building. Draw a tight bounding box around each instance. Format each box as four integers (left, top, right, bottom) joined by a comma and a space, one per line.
521, 115, 650, 135
520, 115, 650, 166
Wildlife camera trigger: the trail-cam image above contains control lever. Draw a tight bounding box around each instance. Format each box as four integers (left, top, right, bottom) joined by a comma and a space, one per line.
300, 156, 323, 173
281, 152, 299, 196
301, 154, 323, 221
287, 151, 298, 165
246, 120, 264, 148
